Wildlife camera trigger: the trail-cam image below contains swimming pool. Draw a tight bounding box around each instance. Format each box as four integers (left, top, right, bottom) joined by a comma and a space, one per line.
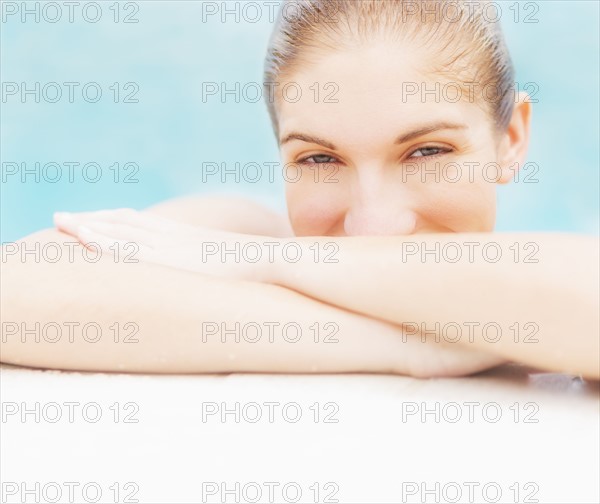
1, 0, 598, 242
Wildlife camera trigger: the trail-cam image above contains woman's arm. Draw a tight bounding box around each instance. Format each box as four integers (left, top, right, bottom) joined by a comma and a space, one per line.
1, 227, 503, 377
53, 208, 598, 377
0, 229, 394, 373
266, 233, 599, 378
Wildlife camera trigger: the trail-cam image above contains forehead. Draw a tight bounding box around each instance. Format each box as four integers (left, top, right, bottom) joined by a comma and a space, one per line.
275, 42, 492, 145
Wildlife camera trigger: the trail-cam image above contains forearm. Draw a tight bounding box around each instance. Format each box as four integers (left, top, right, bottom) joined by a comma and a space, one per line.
268, 233, 600, 378
1, 229, 413, 375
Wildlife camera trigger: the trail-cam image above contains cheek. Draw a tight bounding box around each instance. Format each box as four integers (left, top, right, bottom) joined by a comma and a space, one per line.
286, 183, 346, 236
418, 179, 497, 232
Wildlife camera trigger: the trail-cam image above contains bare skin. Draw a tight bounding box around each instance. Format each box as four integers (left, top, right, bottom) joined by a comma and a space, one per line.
52, 208, 599, 379
3, 40, 598, 379
2, 196, 504, 378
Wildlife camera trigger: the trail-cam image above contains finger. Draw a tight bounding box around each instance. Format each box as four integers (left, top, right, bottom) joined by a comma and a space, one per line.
76, 221, 158, 248
54, 209, 132, 236
77, 225, 152, 263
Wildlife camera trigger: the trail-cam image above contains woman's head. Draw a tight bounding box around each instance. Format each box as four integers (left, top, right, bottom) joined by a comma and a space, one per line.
264, 0, 531, 236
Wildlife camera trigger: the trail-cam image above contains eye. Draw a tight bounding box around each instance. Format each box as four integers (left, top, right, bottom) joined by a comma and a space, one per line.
408, 146, 451, 158
298, 154, 339, 164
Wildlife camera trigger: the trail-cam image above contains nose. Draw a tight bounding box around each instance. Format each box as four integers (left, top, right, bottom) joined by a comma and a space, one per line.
343, 179, 419, 236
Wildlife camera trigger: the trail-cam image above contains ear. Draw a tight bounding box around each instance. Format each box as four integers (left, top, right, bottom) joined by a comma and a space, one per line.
497, 91, 532, 184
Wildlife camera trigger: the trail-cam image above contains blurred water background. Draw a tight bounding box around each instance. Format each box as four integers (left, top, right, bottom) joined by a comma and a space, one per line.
1, 0, 598, 241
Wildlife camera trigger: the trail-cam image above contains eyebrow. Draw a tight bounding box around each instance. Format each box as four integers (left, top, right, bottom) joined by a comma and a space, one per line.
394, 122, 467, 145
279, 133, 337, 150
279, 122, 468, 150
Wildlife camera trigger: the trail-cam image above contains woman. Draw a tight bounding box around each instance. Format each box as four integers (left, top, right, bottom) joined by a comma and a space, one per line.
2, 0, 598, 378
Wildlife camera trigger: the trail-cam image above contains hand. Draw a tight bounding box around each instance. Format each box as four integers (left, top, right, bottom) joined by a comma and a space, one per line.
53, 208, 267, 281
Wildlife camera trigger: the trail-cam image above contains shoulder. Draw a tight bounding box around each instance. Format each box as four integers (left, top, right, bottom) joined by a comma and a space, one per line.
145, 195, 294, 237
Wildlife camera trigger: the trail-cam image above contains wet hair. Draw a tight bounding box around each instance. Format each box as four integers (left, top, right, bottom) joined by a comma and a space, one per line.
264, 0, 515, 139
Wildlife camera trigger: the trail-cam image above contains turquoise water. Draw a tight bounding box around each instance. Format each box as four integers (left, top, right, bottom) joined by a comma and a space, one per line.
1, 0, 598, 242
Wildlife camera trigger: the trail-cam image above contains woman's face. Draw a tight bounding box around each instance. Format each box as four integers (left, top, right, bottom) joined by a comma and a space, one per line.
278, 42, 509, 237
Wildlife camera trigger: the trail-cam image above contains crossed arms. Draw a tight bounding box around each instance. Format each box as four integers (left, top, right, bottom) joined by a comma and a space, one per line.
2, 196, 598, 378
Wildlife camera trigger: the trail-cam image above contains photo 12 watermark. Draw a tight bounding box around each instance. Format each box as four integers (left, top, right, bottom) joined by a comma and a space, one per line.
1, 240, 140, 264
198, 239, 339, 265
200, 161, 340, 185
401, 321, 540, 345
400, 401, 540, 424
2, 321, 140, 344
393, 240, 540, 264
2, 401, 140, 424
401, 81, 540, 105
200, 1, 341, 24
202, 321, 339, 344
1, 1, 140, 24
201, 81, 339, 105
201, 481, 340, 504
2, 161, 140, 184
1, 81, 140, 104
201, 401, 339, 424
400, 481, 540, 503
1, 481, 140, 504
